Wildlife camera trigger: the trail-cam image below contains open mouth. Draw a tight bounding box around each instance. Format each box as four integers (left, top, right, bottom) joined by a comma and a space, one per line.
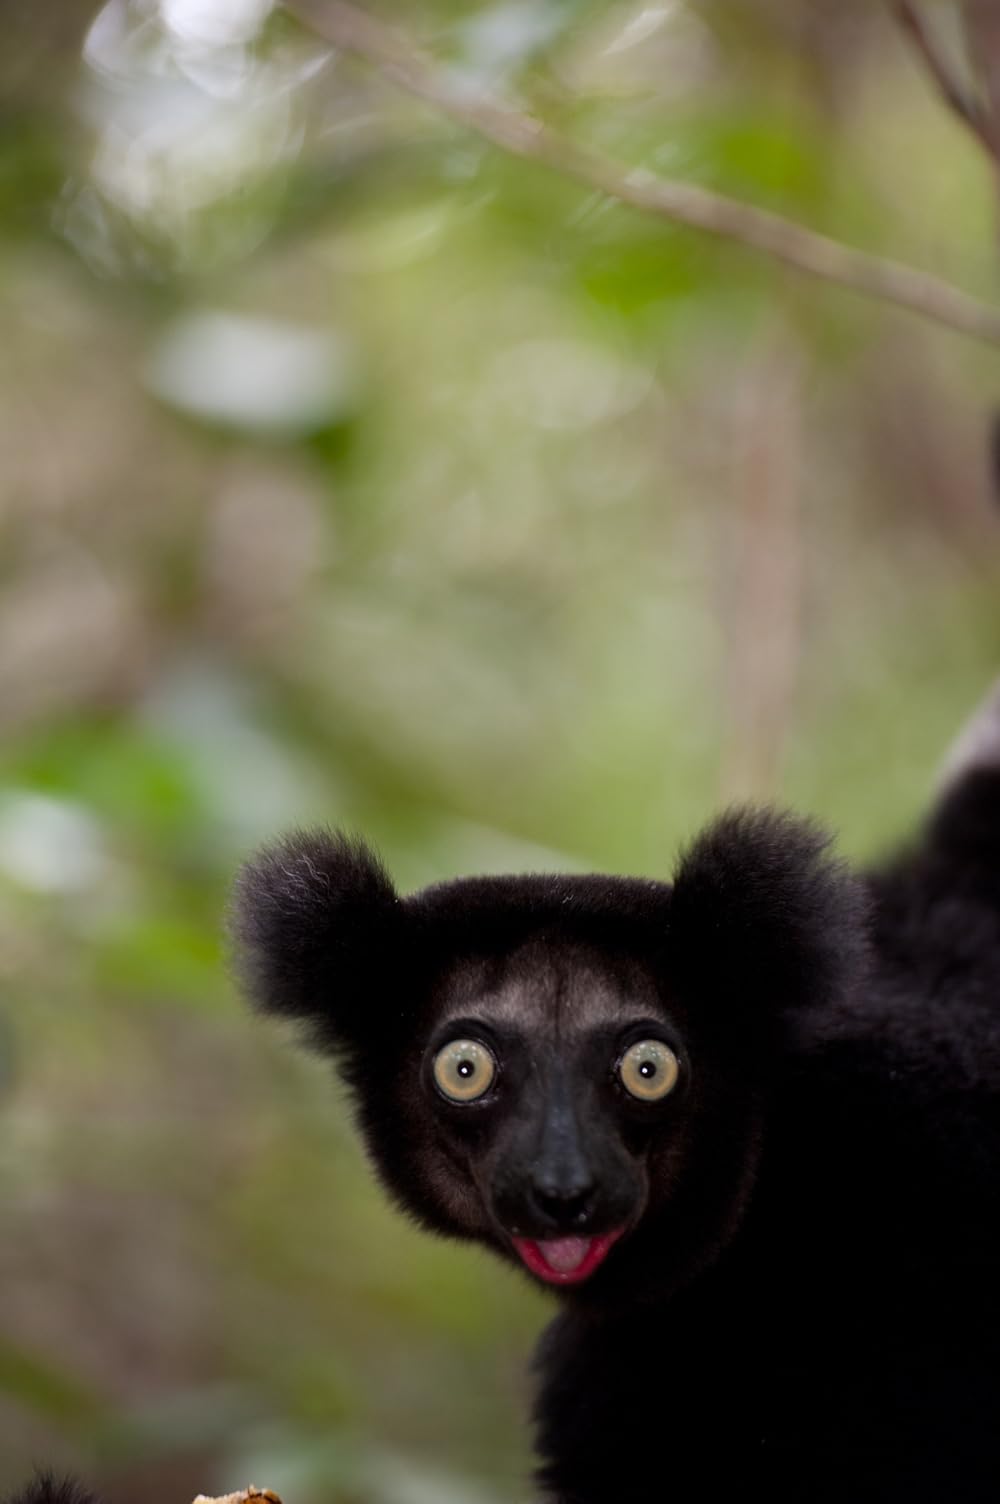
511, 1228, 626, 1285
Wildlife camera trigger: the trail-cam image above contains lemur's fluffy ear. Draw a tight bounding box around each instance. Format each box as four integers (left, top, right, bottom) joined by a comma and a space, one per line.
229, 830, 402, 1056
669, 808, 868, 1016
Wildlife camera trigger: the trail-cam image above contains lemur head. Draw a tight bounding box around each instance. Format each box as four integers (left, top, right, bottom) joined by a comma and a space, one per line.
230, 811, 866, 1300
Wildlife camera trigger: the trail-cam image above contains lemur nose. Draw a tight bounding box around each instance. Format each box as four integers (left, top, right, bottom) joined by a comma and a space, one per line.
530, 1178, 598, 1228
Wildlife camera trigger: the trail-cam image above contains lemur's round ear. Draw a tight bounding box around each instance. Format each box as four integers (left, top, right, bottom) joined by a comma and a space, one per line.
229, 830, 402, 1056
668, 808, 869, 1017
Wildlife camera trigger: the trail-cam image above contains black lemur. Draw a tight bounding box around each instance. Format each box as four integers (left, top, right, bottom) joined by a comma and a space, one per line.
11, 693, 1000, 1504
226, 695, 1000, 1504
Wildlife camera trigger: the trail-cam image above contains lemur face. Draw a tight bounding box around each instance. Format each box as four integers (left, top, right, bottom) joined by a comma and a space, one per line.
413, 944, 686, 1285
231, 811, 866, 1299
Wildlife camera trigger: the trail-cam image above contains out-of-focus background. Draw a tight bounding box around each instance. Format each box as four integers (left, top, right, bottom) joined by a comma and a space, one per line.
2, 0, 1000, 1499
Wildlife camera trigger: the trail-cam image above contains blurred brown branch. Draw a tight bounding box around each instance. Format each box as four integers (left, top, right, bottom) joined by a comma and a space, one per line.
964, 1, 1000, 160
285, 0, 1000, 347
891, 1, 998, 160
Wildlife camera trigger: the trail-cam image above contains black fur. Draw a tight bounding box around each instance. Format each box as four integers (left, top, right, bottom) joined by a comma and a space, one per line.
230, 829, 402, 1058
669, 806, 869, 1020
231, 776, 1000, 1502
4, 1477, 102, 1504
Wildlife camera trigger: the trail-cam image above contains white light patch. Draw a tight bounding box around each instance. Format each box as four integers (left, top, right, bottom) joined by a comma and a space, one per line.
139, 662, 332, 844
458, 1, 565, 75
160, 0, 274, 47
73, 0, 327, 270
145, 311, 357, 434
0, 794, 108, 895
488, 337, 651, 431
83, 0, 153, 79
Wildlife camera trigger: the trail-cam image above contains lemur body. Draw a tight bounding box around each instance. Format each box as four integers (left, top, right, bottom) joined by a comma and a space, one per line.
228, 690, 1000, 1503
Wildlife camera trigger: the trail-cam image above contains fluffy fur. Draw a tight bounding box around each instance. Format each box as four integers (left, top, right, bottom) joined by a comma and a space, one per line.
229, 719, 1000, 1502
4, 1479, 102, 1504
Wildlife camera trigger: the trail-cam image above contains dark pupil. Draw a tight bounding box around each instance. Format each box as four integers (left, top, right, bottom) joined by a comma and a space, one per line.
639, 1059, 657, 1078
457, 1059, 476, 1079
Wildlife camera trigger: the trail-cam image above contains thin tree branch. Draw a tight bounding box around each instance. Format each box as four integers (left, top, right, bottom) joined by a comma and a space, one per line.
891, 0, 997, 160
285, 0, 1000, 347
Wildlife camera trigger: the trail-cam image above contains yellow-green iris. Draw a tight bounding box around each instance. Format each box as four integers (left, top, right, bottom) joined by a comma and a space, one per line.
618, 1039, 679, 1101
433, 1039, 497, 1102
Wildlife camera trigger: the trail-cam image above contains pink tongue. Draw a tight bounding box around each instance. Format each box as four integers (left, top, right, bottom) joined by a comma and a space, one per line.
537, 1237, 592, 1273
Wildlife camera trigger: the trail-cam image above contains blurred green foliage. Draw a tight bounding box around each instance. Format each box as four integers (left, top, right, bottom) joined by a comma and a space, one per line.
2, 1, 1000, 1501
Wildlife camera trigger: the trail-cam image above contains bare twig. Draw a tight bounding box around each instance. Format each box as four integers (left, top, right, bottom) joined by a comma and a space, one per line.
284, 0, 1000, 347
891, 0, 996, 158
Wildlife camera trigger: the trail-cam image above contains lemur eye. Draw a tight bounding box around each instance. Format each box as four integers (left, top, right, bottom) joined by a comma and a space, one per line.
618, 1039, 679, 1101
432, 1039, 497, 1103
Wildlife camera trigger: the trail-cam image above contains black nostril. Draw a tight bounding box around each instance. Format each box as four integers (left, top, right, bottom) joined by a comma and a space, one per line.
531, 1181, 597, 1227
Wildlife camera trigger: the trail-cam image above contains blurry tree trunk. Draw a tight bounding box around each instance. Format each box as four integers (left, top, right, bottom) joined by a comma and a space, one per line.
718, 334, 804, 802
